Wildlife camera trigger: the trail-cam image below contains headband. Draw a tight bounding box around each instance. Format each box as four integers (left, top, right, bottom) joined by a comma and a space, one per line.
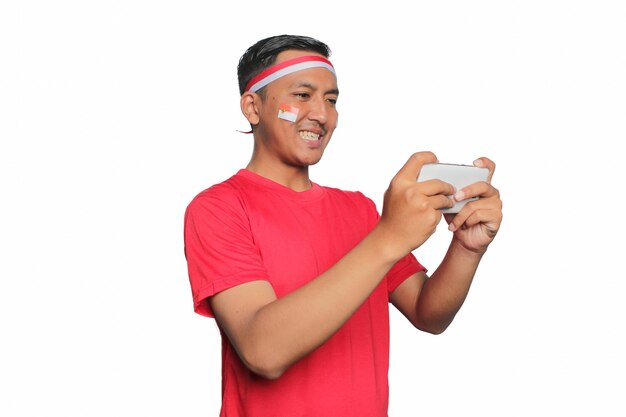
244, 55, 335, 93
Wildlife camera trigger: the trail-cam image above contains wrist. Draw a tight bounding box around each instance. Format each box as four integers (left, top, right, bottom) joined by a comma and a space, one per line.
450, 237, 487, 258
367, 223, 411, 265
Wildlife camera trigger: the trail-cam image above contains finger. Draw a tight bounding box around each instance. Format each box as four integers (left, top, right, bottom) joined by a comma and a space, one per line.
395, 151, 438, 181
430, 194, 456, 211
417, 179, 457, 198
474, 157, 496, 183
454, 182, 499, 203
460, 194, 503, 214
451, 194, 502, 225
449, 207, 502, 234
447, 205, 470, 232
461, 209, 502, 237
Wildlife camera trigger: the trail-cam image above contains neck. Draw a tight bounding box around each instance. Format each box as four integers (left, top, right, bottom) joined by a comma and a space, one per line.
245, 161, 312, 192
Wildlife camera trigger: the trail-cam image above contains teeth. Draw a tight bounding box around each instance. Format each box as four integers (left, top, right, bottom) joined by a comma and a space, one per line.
299, 131, 320, 141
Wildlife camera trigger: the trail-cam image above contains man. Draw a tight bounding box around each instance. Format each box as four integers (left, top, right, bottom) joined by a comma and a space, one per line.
184, 34, 502, 417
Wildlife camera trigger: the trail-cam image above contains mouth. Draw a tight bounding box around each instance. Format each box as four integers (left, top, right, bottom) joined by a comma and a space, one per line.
299, 130, 322, 141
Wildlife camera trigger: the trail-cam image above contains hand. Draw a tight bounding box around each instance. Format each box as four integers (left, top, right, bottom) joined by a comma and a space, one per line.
445, 157, 503, 253
378, 151, 456, 257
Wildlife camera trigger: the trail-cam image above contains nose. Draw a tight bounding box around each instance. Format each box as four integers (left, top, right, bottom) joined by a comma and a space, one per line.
307, 96, 328, 125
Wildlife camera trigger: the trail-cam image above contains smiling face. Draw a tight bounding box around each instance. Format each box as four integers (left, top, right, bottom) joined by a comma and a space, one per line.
241, 50, 339, 181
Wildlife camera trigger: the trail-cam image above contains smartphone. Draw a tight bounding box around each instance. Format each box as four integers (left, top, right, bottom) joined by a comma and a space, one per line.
417, 163, 490, 214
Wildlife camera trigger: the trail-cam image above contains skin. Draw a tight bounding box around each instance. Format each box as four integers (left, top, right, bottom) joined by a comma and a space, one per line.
210, 50, 503, 379
241, 49, 339, 191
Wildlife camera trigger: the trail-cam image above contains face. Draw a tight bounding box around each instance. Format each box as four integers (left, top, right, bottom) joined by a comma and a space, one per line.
247, 50, 339, 170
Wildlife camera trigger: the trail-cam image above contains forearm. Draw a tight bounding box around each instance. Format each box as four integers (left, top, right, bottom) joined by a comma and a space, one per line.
236, 226, 402, 378
415, 238, 484, 334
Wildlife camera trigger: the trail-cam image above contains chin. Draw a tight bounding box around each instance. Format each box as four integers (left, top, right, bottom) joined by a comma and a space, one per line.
292, 149, 325, 167
300, 154, 325, 167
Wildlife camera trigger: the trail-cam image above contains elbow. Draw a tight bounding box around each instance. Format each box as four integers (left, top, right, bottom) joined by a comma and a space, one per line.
240, 347, 289, 380
418, 324, 448, 335
413, 316, 453, 335
249, 364, 286, 381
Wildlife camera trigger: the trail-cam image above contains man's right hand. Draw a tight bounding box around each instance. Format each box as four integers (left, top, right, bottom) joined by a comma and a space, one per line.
377, 151, 456, 258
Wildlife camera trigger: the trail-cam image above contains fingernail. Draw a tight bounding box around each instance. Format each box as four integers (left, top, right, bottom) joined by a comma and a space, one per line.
473, 158, 483, 167
448, 223, 456, 232
454, 190, 465, 201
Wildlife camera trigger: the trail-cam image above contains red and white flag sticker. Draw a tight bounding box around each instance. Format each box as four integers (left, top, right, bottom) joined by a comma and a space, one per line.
278, 104, 299, 123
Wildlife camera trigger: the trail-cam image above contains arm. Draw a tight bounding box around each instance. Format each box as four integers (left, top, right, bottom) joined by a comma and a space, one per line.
210, 152, 456, 379
211, 228, 406, 379
390, 157, 503, 334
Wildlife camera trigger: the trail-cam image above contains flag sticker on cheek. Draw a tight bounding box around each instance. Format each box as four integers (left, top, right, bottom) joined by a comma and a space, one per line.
278, 104, 299, 123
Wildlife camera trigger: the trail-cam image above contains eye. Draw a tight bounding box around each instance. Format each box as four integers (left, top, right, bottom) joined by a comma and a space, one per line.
294, 92, 310, 99
327, 97, 338, 106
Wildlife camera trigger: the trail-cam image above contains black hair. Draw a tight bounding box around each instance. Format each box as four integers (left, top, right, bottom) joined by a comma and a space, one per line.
237, 34, 331, 96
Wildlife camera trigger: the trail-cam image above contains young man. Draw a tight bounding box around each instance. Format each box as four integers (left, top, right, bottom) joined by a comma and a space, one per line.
184, 34, 502, 417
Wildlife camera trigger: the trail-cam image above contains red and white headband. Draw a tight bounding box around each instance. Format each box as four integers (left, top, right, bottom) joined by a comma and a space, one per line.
244, 55, 335, 93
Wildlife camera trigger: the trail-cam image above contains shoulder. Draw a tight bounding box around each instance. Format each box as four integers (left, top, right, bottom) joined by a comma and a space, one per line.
316, 185, 380, 226
185, 173, 251, 222
320, 185, 377, 209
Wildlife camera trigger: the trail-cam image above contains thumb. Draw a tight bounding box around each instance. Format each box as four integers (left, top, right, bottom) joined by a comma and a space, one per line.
394, 151, 438, 181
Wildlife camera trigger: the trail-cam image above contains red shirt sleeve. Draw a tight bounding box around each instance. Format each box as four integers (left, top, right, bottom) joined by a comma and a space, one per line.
386, 252, 426, 295
184, 186, 270, 317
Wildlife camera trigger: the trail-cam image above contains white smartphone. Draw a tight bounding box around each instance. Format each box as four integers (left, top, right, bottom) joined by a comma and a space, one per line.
417, 163, 490, 214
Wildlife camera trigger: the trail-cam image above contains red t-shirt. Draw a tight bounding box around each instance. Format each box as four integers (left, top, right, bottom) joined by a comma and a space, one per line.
184, 169, 425, 417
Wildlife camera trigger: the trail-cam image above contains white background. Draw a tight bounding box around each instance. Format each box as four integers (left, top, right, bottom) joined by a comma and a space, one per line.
2, 1, 625, 416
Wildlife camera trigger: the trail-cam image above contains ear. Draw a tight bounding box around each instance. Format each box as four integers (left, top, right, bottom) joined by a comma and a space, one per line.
240, 92, 261, 126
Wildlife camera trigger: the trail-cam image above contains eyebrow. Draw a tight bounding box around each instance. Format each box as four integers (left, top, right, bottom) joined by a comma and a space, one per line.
290, 81, 339, 96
